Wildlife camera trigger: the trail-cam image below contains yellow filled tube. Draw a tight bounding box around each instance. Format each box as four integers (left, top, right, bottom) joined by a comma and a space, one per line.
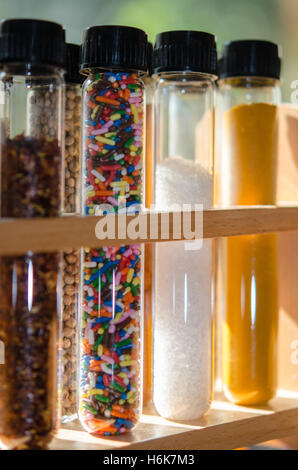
221, 102, 278, 405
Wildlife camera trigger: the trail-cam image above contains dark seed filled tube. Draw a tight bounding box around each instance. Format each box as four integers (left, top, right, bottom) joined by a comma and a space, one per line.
0, 19, 65, 450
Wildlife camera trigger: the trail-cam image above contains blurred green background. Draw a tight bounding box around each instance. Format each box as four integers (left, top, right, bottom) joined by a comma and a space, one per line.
1, 0, 298, 100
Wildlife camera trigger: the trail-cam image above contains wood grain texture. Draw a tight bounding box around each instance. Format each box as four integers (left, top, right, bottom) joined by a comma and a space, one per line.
275, 105, 298, 395
1, 206, 298, 255
51, 394, 298, 450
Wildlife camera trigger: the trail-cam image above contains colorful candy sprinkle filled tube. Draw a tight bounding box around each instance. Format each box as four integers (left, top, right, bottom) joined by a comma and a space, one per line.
153, 31, 217, 420
79, 26, 148, 436
215, 41, 281, 405
0, 19, 65, 450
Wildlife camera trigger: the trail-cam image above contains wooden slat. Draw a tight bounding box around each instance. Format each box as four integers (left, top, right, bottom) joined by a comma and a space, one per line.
0, 206, 298, 255
51, 393, 298, 450
275, 105, 298, 395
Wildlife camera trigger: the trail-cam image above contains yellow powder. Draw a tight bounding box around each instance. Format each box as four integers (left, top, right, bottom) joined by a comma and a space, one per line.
220, 103, 278, 405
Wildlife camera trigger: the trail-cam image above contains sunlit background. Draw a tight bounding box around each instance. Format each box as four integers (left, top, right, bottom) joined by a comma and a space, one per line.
1, 0, 298, 100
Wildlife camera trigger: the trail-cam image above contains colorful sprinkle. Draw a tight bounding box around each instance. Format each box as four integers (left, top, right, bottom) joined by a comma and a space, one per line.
80, 71, 143, 436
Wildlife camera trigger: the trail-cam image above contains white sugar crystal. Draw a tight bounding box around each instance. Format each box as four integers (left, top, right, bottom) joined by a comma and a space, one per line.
155, 156, 212, 209
153, 156, 213, 420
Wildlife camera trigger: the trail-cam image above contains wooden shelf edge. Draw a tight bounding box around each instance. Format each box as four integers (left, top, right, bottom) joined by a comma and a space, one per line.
124, 407, 298, 450
52, 395, 298, 450
0, 206, 298, 255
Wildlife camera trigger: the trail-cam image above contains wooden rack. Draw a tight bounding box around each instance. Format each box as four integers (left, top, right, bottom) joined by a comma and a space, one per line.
1, 206, 298, 254
3, 104, 298, 449
2, 205, 298, 450
51, 392, 298, 450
